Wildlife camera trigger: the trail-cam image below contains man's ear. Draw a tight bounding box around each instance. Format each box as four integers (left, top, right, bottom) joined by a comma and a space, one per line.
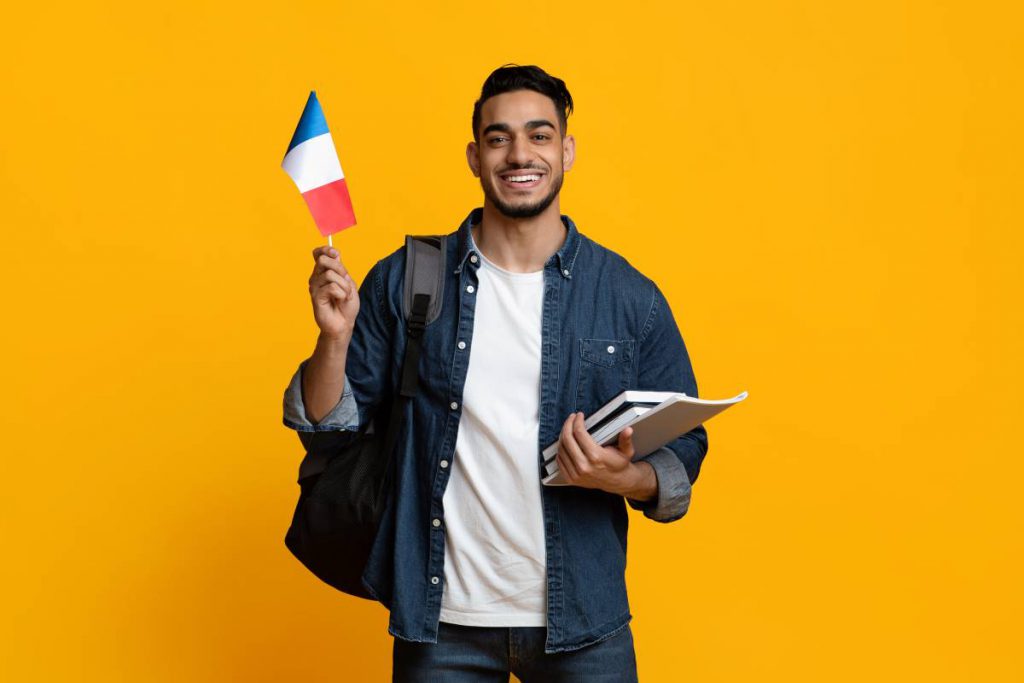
466, 141, 480, 178
562, 134, 576, 172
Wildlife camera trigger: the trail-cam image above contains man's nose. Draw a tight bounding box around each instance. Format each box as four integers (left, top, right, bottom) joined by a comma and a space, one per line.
506, 135, 533, 166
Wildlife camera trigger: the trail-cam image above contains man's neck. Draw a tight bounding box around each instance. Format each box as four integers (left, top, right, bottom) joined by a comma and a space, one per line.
471, 202, 567, 273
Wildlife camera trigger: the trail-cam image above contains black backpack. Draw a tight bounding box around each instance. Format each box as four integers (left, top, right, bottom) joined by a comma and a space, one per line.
284, 234, 447, 599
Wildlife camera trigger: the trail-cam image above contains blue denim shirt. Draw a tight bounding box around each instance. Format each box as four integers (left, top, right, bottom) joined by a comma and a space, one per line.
282, 207, 709, 653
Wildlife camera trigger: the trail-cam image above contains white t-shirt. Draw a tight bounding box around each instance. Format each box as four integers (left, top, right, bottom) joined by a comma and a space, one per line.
438, 240, 548, 627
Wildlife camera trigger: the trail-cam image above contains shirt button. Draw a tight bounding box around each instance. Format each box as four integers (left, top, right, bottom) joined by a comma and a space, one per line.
607, 345, 616, 354
466, 285, 475, 294
432, 518, 441, 527
457, 340, 466, 350
440, 459, 449, 469
563, 269, 570, 277
450, 401, 458, 410
431, 576, 439, 585
470, 254, 479, 263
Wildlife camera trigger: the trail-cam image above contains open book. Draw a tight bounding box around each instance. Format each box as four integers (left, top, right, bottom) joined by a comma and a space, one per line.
541, 390, 748, 486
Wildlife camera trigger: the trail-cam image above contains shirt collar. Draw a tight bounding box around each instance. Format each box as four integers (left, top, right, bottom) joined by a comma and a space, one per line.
453, 207, 582, 279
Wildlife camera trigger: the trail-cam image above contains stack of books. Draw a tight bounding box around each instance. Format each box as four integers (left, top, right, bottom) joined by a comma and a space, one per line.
541, 389, 748, 486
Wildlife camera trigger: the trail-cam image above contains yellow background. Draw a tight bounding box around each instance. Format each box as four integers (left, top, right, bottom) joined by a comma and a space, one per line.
2, 1, 1021, 680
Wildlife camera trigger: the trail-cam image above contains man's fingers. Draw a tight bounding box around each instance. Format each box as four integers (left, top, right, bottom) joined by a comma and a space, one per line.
558, 415, 577, 478
309, 270, 351, 297
557, 443, 579, 482
571, 412, 600, 462
557, 416, 581, 481
617, 426, 635, 458
311, 246, 348, 279
311, 246, 340, 259
314, 254, 348, 277
328, 282, 348, 302
316, 270, 348, 290
309, 259, 348, 290
316, 282, 349, 304
560, 413, 590, 474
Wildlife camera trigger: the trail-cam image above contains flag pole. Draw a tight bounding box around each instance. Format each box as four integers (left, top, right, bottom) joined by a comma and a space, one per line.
328, 234, 333, 249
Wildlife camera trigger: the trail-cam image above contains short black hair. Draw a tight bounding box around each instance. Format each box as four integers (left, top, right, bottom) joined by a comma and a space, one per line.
471, 64, 574, 142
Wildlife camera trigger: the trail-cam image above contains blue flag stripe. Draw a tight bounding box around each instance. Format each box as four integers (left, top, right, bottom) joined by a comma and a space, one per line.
286, 91, 330, 154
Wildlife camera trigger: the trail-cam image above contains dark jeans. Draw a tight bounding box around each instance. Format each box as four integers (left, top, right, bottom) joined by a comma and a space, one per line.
392, 621, 639, 682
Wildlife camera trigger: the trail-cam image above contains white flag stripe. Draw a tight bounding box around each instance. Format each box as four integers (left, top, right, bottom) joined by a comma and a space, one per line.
281, 132, 345, 193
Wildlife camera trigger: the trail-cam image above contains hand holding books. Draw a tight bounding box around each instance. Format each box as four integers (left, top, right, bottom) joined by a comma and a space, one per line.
542, 390, 748, 487
552, 411, 645, 495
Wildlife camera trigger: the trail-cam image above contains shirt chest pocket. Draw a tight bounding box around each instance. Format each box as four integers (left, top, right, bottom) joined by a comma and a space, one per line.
575, 338, 635, 414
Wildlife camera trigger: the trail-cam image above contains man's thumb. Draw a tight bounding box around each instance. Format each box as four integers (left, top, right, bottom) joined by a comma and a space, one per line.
618, 427, 635, 458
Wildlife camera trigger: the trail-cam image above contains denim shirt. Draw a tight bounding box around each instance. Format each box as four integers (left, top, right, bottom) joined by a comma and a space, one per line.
282, 207, 709, 653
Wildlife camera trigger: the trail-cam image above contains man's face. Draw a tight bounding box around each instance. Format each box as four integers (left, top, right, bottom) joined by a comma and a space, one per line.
467, 89, 576, 219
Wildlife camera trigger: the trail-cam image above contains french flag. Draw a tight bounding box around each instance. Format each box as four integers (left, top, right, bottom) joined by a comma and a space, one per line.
281, 91, 357, 236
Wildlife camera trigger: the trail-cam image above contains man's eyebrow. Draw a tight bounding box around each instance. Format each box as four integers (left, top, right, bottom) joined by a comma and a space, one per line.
482, 120, 557, 137
525, 119, 557, 131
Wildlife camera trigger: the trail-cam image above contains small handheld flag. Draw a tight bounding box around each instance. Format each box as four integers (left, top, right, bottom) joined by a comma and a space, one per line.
281, 91, 356, 244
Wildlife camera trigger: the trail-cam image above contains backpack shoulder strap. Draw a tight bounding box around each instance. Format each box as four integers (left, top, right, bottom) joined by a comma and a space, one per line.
402, 234, 446, 326
398, 234, 446, 398
366, 234, 445, 498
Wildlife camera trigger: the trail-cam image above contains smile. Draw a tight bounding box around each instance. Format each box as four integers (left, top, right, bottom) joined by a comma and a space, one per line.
500, 173, 544, 190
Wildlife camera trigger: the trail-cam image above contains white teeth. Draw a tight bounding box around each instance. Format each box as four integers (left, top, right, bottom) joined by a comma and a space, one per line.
506, 174, 540, 183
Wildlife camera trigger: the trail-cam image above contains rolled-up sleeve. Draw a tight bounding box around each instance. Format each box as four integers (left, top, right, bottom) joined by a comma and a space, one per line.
281, 257, 397, 439
628, 282, 709, 524
282, 359, 360, 432
627, 447, 693, 522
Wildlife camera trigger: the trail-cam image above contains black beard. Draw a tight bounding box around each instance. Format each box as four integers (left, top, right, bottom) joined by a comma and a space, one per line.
481, 170, 564, 219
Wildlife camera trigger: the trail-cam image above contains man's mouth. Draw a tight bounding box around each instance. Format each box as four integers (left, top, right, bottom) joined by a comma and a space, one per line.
499, 172, 545, 190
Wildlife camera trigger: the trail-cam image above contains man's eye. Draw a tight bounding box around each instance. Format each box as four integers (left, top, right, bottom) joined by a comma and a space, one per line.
533, 134, 550, 141
489, 137, 507, 144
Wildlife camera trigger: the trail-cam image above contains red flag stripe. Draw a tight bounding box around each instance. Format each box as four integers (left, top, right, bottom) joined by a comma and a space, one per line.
301, 178, 357, 237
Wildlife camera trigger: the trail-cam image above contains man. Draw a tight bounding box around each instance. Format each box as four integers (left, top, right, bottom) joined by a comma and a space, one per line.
283, 64, 708, 682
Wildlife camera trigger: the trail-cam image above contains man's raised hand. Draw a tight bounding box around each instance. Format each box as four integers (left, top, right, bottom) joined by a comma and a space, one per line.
308, 246, 360, 341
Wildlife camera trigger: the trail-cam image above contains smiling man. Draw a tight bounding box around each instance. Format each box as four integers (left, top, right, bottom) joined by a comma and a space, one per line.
283, 64, 708, 682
